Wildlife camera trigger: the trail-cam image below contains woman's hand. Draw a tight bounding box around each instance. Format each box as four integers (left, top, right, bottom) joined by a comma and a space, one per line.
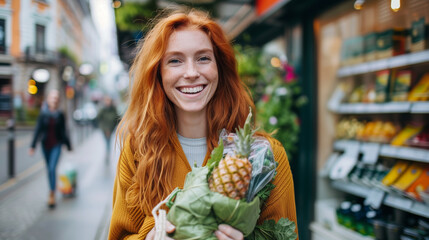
145, 221, 176, 240
215, 224, 244, 240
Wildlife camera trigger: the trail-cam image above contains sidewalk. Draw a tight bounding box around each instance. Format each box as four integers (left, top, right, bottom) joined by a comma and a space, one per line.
0, 130, 119, 240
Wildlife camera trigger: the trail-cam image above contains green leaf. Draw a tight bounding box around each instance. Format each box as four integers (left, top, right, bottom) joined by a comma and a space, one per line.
274, 218, 297, 240
207, 138, 224, 172
245, 218, 297, 240
256, 182, 276, 202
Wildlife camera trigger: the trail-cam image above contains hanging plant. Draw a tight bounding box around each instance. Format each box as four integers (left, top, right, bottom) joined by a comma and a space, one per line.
114, 0, 159, 32
235, 45, 306, 159
234, 45, 265, 102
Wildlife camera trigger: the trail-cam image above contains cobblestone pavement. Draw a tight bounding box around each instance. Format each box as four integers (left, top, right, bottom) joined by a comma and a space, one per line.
0, 130, 119, 240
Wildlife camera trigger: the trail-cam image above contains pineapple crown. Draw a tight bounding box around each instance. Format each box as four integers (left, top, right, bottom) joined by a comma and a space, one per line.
206, 107, 256, 173
234, 107, 256, 158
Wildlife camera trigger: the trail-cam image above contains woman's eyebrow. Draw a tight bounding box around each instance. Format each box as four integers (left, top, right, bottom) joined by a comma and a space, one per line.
195, 48, 214, 54
163, 51, 184, 56
164, 48, 214, 56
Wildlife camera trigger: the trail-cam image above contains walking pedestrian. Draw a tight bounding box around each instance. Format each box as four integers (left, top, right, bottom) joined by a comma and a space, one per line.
96, 95, 120, 164
29, 89, 72, 208
108, 9, 298, 240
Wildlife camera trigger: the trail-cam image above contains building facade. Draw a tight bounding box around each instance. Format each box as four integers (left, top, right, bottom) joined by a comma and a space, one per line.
0, 0, 100, 126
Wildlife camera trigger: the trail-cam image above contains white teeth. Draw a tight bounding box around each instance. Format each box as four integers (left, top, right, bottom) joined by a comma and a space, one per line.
179, 86, 204, 94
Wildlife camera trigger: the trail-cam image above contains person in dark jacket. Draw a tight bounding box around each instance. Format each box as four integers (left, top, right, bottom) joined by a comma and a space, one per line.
29, 89, 72, 208
96, 96, 119, 164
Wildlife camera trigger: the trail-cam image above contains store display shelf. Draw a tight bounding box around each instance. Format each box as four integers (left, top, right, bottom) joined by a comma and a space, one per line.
310, 222, 374, 240
337, 50, 429, 77
332, 180, 368, 198
384, 195, 429, 218
334, 140, 429, 163
331, 180, 429, 219
410, 102, 429, 113
379, 145, 429, 163
332, 102, 429, 114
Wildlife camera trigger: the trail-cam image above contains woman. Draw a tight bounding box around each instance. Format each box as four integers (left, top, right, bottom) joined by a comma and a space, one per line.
96, 95, 120, 164
29, 89, 72, 208
109, 9, 298, 240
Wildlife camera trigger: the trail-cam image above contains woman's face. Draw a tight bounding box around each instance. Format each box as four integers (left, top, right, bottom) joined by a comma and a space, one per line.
47, 90, 60, 110
161, 27, 218, 115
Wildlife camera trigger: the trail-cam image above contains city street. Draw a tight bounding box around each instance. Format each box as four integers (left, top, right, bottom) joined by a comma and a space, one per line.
0, 129, 119, 240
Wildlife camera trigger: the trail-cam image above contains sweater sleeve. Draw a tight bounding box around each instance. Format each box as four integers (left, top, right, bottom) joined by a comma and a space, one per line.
258, 138, 299, 237
108, 138, 155, 240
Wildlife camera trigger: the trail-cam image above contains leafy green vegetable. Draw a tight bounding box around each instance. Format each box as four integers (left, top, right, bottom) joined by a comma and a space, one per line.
207, 138, 224, 173
167, 167, 262, 239
256, 182, 275, 202
256, 164, 277, 203
246, 218, 297, 240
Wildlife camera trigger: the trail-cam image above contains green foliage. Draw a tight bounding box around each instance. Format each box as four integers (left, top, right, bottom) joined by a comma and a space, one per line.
256, 181, 275, 202
207, 138, 224, 173
234, 45, 265, 101
166, 0, 218, 17
58, 46, 79, 64
235, 44, 306, 159
114, 1, 158, 32
256, 79, 304, 156
246, 218, 297, 240
235, 45, 261, 77
235, 107, 256, 158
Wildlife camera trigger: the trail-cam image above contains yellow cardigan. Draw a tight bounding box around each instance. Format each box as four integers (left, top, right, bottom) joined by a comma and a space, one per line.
108, 134, 298, 239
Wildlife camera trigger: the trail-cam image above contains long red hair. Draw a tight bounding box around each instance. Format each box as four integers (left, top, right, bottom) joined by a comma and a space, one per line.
117, 9, 255, 213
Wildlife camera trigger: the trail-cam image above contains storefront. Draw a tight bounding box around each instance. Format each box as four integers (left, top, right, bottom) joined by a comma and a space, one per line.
240, 0, 429, 239
313, 0, 429, 239
0, 55, 13, 123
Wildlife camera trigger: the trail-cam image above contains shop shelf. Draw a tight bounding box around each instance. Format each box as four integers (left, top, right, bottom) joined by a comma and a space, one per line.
410, 102, 429, 113
379, 145, 429, 163
310, 222, 374, 240
334, 102, 413, 114
332, 180, 368, 198
333, 140, 429, 163
331, 180, 429, 219
333, 140, 360, 150
337, 50, 429, 77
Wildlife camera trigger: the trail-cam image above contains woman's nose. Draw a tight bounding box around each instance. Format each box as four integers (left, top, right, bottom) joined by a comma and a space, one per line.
183, 63, 200, 79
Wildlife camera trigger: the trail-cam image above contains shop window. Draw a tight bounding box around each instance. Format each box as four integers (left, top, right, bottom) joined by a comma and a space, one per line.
0, 79, 12, 118
35, 24, 46, 54
0, 19, 5, 54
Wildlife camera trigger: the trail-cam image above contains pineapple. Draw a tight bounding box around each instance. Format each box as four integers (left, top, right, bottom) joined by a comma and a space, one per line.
208, 108, 255, 200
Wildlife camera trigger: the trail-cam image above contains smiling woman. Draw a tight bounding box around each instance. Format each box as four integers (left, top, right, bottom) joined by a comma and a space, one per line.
108, 8, 298, 240
161, 28, 219, 123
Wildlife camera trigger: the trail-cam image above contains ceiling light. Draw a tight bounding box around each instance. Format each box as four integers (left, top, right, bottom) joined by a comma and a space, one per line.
354, 0, 365, 10
391, 0, 400, 12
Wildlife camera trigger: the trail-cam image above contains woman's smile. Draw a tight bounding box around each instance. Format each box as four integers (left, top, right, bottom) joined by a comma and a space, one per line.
177, 84, 206, 95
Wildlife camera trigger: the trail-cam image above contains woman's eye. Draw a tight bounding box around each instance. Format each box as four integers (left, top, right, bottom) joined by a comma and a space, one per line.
198, 56, 211, 62
168, 59, 181, 64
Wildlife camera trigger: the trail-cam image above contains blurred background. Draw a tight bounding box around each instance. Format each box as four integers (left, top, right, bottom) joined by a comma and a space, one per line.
1, 0, 429, 239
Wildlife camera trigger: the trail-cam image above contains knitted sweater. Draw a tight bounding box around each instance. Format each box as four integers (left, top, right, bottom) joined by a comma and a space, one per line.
108, 134, 298, 239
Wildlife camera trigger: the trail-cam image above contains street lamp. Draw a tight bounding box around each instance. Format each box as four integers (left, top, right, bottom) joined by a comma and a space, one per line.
79, 63, 94, 76
32, 68, 50, 83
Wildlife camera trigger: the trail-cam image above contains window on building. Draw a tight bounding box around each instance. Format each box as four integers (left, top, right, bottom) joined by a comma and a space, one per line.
35, 24, 46, 54
0, 19, 5, 54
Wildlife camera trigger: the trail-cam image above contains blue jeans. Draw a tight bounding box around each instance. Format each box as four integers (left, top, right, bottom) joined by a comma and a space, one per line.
42, 144, 62, 191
